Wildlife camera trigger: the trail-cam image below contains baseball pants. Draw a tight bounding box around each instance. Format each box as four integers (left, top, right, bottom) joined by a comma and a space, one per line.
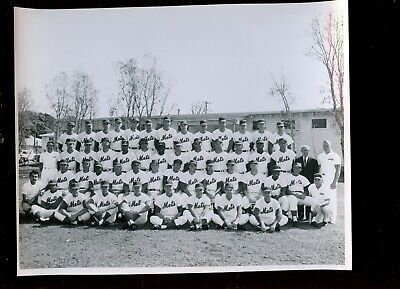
211, 213, 249, 226
242, 193, 260, 210
286, 195, 317, 211
183, 209, 213, 223
249, 214, 288, 227
31, 205, 57, 219
323, 175, 338, 224
149, 215, 187, 226
54, 211, 91, 222
124, 211, 148, 225
89, 207, 118, 223
311, 196, 332, 223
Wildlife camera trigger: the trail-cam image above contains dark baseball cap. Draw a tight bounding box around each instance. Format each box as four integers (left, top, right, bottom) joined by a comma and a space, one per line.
133, 181, 142, 187
85, 120, 92, 125
239, 119, 247, 125
258, 119, 266, 124
277, 121, 285, 127
158, 142, 166, 147
206, 160, 214, 165
100, 180, 109, 187
164, 180, 173, 186
200, 120, 207, 124
145, 119, 152, 124
226, 160, 235, 166
101, 137, 110, 142
131, 117, 139, 123
273, 166, 281, 172
163, 116, 171, 121
188, 160, 197, 166
48, 179, 57, 185
195, 183, 204, 189
180, 120, 188, 125
66, 138, 75, 143
102, 119, 110, 124
218, 117, 226, 121
293, 162, 302, 168
114, 117, 122, 122
249, 160, 257, 165
84, 139, 92, 144
314, 173, 323, 179
121, 140, 129, 145
173, 159, 183, 165
59, 159, 68, 165
234, 140, 243, 146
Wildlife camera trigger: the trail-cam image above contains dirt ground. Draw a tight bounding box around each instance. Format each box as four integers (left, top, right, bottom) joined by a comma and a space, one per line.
18, 174, 346, 269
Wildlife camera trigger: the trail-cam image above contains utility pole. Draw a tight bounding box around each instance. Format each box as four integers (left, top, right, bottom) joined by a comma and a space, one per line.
204, 101, 210, 114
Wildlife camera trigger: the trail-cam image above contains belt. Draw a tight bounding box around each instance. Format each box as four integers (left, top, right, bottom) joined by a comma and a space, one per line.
148, 189, 161, 192
112, 149, 121, 152
196, 168, 205, 171
165, 147, 173, 150
129, 147, 138, 150
102, 168, 112, 172
280, 170, 291, 173
140, 168, 149, 172
181, 150, 190, 153
214, 170, 225, 173
291, 190, 304, 193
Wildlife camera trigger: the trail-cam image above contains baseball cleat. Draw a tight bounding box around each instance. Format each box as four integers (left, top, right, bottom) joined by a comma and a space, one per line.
202, 224, 209, 230
275, 223, 281, 232
189, 225, 197, 231
160, 225, 168, 230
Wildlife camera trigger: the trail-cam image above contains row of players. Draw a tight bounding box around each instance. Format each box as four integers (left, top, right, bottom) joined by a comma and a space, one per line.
21, 157, 334, 228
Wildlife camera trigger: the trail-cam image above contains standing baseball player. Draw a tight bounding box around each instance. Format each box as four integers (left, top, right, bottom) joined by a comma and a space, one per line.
150, 180, 187, 229
140, 119, 157, 152
263, 166, 290, 217
252, 119, 273, 154
146, 159, 165, 208
186, 138, 209, 172
210, 138, 230, 173
211, 117, 233, 152
90, 163, 110, 193
58, 138, 79, 172
136, 138, 155, 171
74, 158, 96, 198
270, 138, 296, 181
270, 121, 294, 152
317, 140, 341, 224
223, 160, 243, 195
21, 170, 45, 215
107, 162, 126, 196
166, 141, 189, 171
54, 159, 75, 190
76, 139, 97, 173
30, 179, 63, 222
96, 137, 117, 172
308, 173, 332, 228
183, 183, 213, 230
125, 117, 142, 151
39, 140, 59, 183
150, 142, 169, 171
179, 160, 204, 208
154, 116, 177, 151
211, 182, 249, 230
201, 160, 224, 205
76, 120, 96, 151
250, 140, 271, 176
174, 120, 194, 153
122, 160, 149, 193
110, 117, 126, 152
85, 180, 119, 226
229, 141, 250, 174
232, 120, 252, 152
241, 159, 266, 213
194, 120, 212, 152
95, 119, 112, 152
119, 181, 151, 230
163, 159, 184, 194
57, 121, 78, 152
116, 140, 137, 173
249, 187, 288, 232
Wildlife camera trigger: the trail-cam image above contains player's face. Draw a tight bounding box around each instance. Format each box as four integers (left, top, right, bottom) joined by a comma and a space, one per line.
301, 147, 309, 156
114, 120, 122, 128
130, 121, 138, 130
150, 161, 159, 172
157, 145, 166, 154
30, 173, 39, 184
272, 170, 280, 178
225, 185, 233, 198
258, 122, 265, 131
206, 164, 214, 173
60, 163, 68, 173
140, 141, 148, 150
133, 186, 141, 195
46, 143, 54, 152
256, 143, 264, 152
227, 164, 234, 173
164, 185, 173, 196
66, 142, 74, 150
240, 123, 246, 131
278, 140, 287, 150
85, 124, 92, 132
292, 166, 301, 175
173, 162, 182, 171
200, 123, 207, 132
163, 119, 171, 128
214, 141, 222, 151
145, 123, 152, 131
181, 124, 188, 133
114, 165, 122, 174
122, 144, 129, 153
102, 140, 110, 150
132, 162, 140, 171
67, 124, 74, 132
101, 186, 109, 195
82, 161, 90, 171
218, 120, 226, 129
323, 141, 331, 153
234, 144, 242, 153
84, 143, 92, 151
263, 191, 272, 202
195, 187, 204, 198
49, 184, 58, 192
70, 187, 79, 196
95, 166, 102, 174
250, 163, 257, 171
188, 163, 197, 173
314, 178, 323, 187
174, 144, 181, 153
277, 126, 284, 133
193, 141, 201, 151
102, 122, 110, 130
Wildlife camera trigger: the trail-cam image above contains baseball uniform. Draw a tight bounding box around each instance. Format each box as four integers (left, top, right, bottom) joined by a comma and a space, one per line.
58, 132, 78, 152
242, 171, 266, 208
270, 132, 294, 152
75, 170, 96, 197
125, 128, 142, 150
116, 151, 137, 173
308, 183, 332, 223
54, 170, 75, 190
202, 172, 223, 200
107, 171, 126, 195
165, 151, 188, 171
76, 150, 98, 173
250, 151, 271, 175
211, 128, 233, 152
187, 150, 210, 171
180, 171, 204, 207
58, 149, 79, 172
183, 194, 213, 223
95, 130, 112, 151
150, 193, 187, 226
174, 131, 194, 153
146, 171, 164, 204
140, 130, 157, 152
136, 148, 154, 171
163, 169, 183, 192
264, 175, 290, 212
229, 152, 250, 174
232, 131, 252, 152
120, 192, 151, 225
253, 130, 272, 151
155, 127, 177, 150
211, 194, 249, 225
90, 172, 110, 192
270, 149, 296, 178
77, 131, 97, 151
39, 151, 59, 182
109, 129, 126, 152
123, 170, 149, 192
96, 148, 117, 172
54, 193, 90, 222
89, 191, 119, 223
150, 153, 169, 172
222, 171, 242, 193
194, 131, 212, 152
211, 151, 230, 173
249, 197, 288, 227
287, 174, 315, 210
31, 188, 63, 218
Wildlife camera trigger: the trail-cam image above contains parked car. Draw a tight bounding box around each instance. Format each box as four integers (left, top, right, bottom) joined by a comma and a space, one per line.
19, 150, 40, 166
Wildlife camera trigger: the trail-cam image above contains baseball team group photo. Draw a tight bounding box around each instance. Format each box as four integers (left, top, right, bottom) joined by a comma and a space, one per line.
16, 2, 350, 274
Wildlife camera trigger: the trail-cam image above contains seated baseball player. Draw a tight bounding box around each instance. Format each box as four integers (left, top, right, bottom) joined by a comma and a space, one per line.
119, 181, 151, 230
85, 180, 119, 226
54, 181, 91, 225
30, 179, 63, 222
149, 180, 187, 229
211, 182, 249, 230
309, 173, 332, 228
249, 187, 288, 232
183, 183, 214, 230
75, 158, 96, 199
21, 170, 45, 215
241, 160, 266, 214
263, 166, 290, 216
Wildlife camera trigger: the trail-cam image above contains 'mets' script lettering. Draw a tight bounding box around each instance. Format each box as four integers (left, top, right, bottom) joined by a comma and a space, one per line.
77, 175, 89, 182
46, 195, 59, 203
249, 179, 260, 186
194, 155, 204, 161
57, 176, 68, 183
113, 136, 125, 142
149, 176, 162, 183
100, 155, 111, 162
69, 199, 82, 207
219, 135, 228, 141
99, 200, 111, 207
261, 207, 273, 214
161, 134, 173, 141
132, 200, 142, 207
162, 200, 176, 208
226, 176, 238, 182
223, 203, 235, 211
138, 155, 150, 161
214, 156, 224, 163
167, 175, 179, 182
194, 202, 205, 209
205, 178, 217, 185
256, 156, 267, 162
188, 178, 199, 186
120, 157, 130, 164
278, 155, 290, 163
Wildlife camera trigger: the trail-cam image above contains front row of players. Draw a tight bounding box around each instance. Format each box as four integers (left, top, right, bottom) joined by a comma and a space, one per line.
26, 171, 332, 232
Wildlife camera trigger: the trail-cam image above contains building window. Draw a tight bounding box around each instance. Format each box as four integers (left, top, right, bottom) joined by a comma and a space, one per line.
312, 118, 327, 128
282, 120, 295, 129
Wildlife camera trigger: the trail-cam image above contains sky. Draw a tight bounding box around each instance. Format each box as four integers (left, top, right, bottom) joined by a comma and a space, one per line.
15, 2, 341, 118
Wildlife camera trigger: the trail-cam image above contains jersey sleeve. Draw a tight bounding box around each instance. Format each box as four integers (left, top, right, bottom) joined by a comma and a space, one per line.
334, 153, 341, 165
302, 175, 311, 187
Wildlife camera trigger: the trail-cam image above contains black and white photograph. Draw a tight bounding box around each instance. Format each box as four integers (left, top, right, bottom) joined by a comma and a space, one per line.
15, 1, 351, 275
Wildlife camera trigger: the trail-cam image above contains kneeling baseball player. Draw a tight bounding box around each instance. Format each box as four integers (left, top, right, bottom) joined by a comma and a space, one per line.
249, 187, 288, 232
119, 181, 151, 230
150, 180, 187, 229
183, 183, 214, 230
31, 179, 63, 223
85, 180, 119, 226
309, 173, 332, 228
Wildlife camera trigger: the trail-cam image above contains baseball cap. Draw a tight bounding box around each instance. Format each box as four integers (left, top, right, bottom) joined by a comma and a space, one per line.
277, 121, 285, 127
67, 121, 75, 126
218, 117, 226, 121
314, 173, 323, 179
163, 116, 171, 121
200, 120, 207, 124
66, 138, 75, 143
94, 163, 103, 168
258, 119, 266, 124
101, 137, 110, 142
173, 159, 183, 165
278, 137, 287, 143
102, 119, 110, 124
214, 138, 222, 143
206, 160, 214, 165
46, 140, 54, 146
173, 141, 181, 146
100, 180, 109, 187
113, 162, 122, 167
273, 166, 281, 172
256, 139, 264, 145
131, 117, 139, 123
132, 159, 141, 164
85, 120, 92, 125
82, 158, 90, 163
193, 138, 202, 143
188, 160, 197, 166
226, 160, 235, 166
133, 181, 142, 187
158, 142, 166, 147
234, 140, 243, 146
180, 120, 188, 125
48, 179, 57, 185
195, 183, 204, 189
225, 182, 233, 188
239, 119, 247, 125
145, 119, 152, 124
114, 117, 122, 122
59, 159, 68, 165
249, 160, 257, 165
139, 137, 148, 143
84, 139, 92, 144
164, 180, 173, 186
293, 162, 302, 168
121, 140, 129, 145
69, 180, 79, 189
262, 187, 272, 193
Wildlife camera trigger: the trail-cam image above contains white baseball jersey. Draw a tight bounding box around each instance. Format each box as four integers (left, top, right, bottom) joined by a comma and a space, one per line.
250, 151, 271, 175
211, 151, 230, 172
187, 150, 210, 171
147, 171, 164, 193
123, 170, 149, 191
270, 132, 294, 151
211, 128, 233, 151
154, 193, 182, 217
62, 193, 87, 213
95, 130, 112, 150
21, 180, 45, 199
163, 169, 183, 191
194, 131, 212, 152
77, 131, 97, 150
215, 194, 242, 220
58, 150, 79, 172
91, 192, 118, 209
243, 172, 266, 194
180, 171, 204, 196
287, 174, 310, 193
109, 129, 126, 151
116, 151, 137, 172
150, 153, 169, 172
264, 175, 288, 198
55, 170, 75, 190
223, 172, 241, 191
165, 151, 189, 171
75, 171, 96, 190
58, 132, 78, 151
232, 131, 253, 151
39, 151, 58, 170
202, 172, 223, 197
253, 130, 272, 149
90, 172, 110, 191
229, 152, 250, 174
124, 128, 142, 149
107, 172, 126, 194
155, 127, 177, 150
96, 149, 117, 171
270, 149, 296, 172
317, 151, 341, 183
120, 192, 151, 212
254, 197, 280, 224
187, 195, 211, 215
174, 131, 194, 152
308, 183, 331, 201
140, 130, 157, 151
76, 151, 97, 172
136, 149, 154, 171
38, 189, 63, 206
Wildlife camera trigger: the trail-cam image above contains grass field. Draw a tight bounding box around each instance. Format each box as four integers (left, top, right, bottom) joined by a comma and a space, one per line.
18, 173, 346, 269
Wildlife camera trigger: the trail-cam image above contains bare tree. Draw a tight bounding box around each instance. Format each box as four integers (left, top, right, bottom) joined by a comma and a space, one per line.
308, 11, 344, 157
269, 71, 295, 142
117, 59, 140, 118
191, 101, 210, 114
17, 87, 32, 149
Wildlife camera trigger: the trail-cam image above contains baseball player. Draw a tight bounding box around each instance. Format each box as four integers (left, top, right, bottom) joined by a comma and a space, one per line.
150, 142, 169, 171
107, 162, 126, 196
232, 119, 252, 152
317, 140, 341, 224
90, 163, 110, 193
241, 159, 266, 213
110, 117, 126, 152
21, 170, 45, 215
270, 121, 294, 152
116, 140, 137, 173
95, 119, 112, 152
174, 120, 194, 153
308, 173, 332, 228
125, 117, 142, 151
30, 179, 63, 222
263, 166, 290, 217
166, 141, 188, 171
194, 120, 212, 152
249, 187, 288, 232
252, 119, 273, 154
140, 119, 157, 152
150, 180, 187, 229
179, 160, 204, 208
76, 120, 96, 151
85, 180, 119, 226
229, 141, 250, 174
146, 159, 165, 207
75, 139, 97, 173
211, 117, 233, 152
39, 140, 59, 183
183, 183, 213, 230
210, 138, 230, 173
119, 181, 151, 230
54, 159, 75, 190
163, 159, 184, 194
250, 140, 271, 176
54, 181, 91, 225
201, 160, 224, 204
58, 138, 79, 172
211, 182, 249, 229
57, 121, 78, 152
270, 138, 296, 180
122, 160, 149, 193
186, 138, 209, 172
74, 158, 96, 198
223, 160, 243, 195
154, 116, 177, 151
136, 138, 155, 171
96, 137, 117, 172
